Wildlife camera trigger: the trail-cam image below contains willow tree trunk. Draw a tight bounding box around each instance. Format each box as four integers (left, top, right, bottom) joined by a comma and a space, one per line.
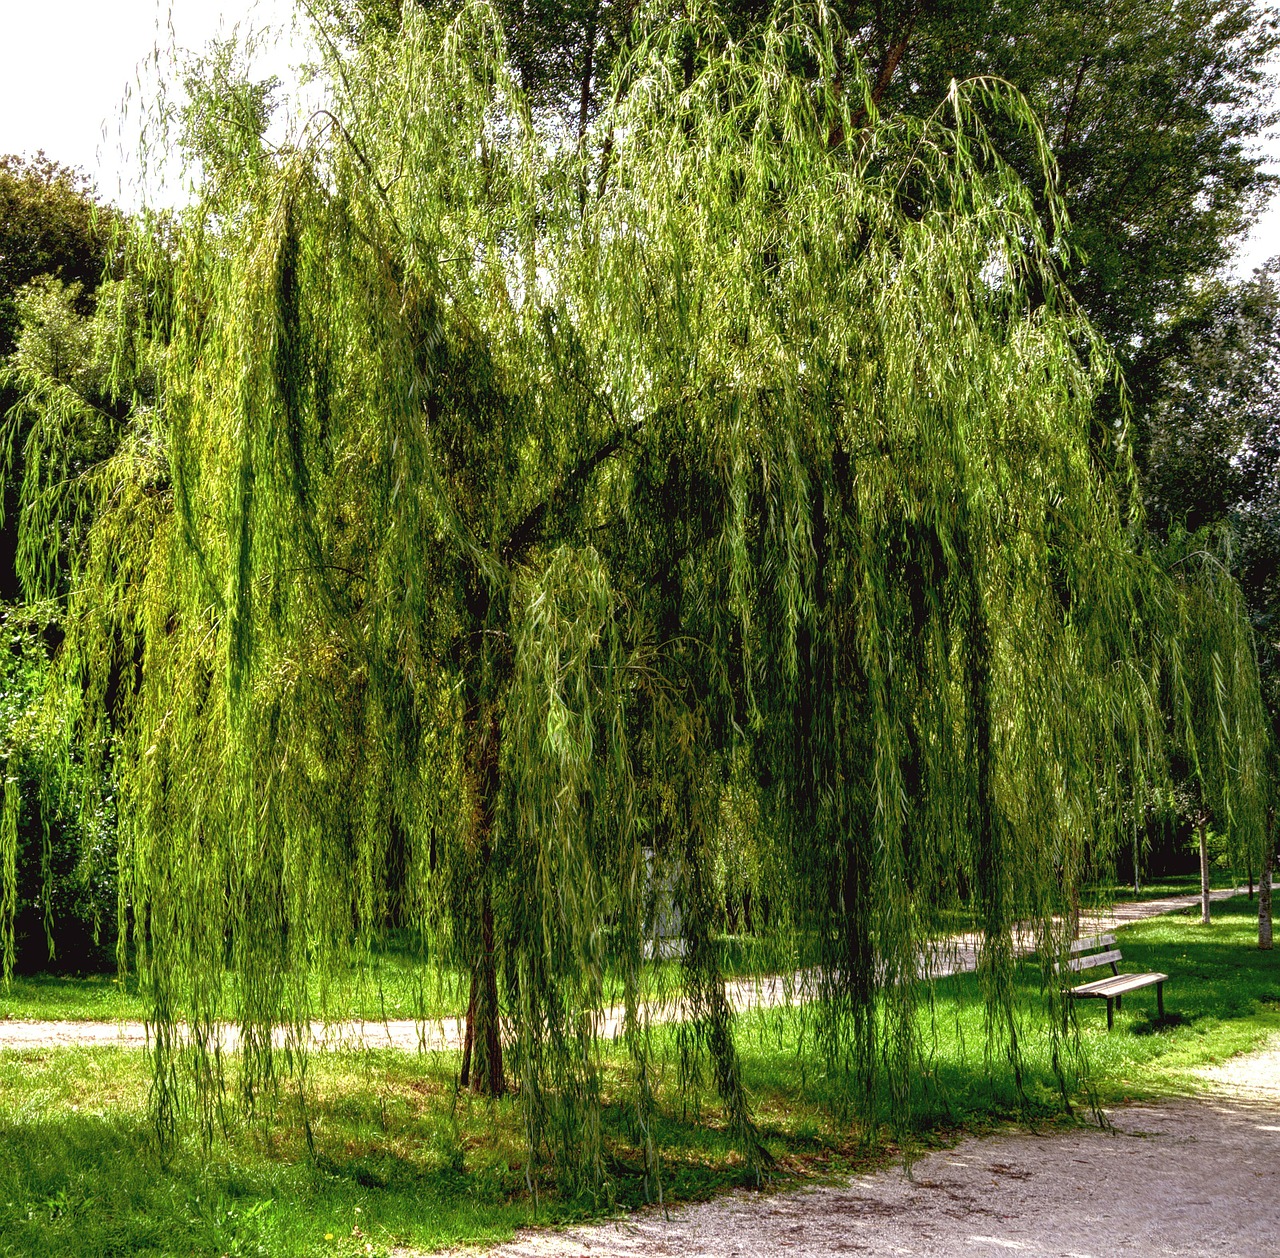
460, 878, 504, 1096
1260, 838, 1274, 951
964, 529, 1016, 995
460, 703, 505, 1097
1198, 819, 1211, 926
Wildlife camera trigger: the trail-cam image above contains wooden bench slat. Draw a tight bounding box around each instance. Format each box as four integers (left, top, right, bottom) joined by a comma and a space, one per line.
1071, 971, 1167, 998
1070, 977, 1123, 996
1069, 933, 1117, 955
1063, 948, 1123, 973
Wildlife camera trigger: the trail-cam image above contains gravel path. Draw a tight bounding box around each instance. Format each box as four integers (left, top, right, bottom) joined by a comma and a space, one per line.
421, 1043, 1280, 1258
0, 884, 1260, 1053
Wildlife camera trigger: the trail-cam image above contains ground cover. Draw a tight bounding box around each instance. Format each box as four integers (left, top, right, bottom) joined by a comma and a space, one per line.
0, 937, 773, 1025
1086, 870, 1250, 904
0, 896, 1274, 1258
0, 937, 463, 1024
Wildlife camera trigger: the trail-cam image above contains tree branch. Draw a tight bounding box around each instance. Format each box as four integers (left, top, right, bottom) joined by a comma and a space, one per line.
845, 9, 918, 139
502, 422, 641, 564
1059, 55, 1091, 153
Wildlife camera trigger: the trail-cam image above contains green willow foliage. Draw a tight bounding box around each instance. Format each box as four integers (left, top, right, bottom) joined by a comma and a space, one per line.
2, 1, 1271, 1188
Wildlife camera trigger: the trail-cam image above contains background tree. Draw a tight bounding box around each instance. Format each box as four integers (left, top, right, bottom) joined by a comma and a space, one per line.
1134, 263, 1280, 937
0, 270, 157, 974
1138, 264, 1280, 678
321, 0, 637, 134
0, 156, 120, 600
0, 155, 117, 359
886, 1, 1278, 359
0, 157, 139, 973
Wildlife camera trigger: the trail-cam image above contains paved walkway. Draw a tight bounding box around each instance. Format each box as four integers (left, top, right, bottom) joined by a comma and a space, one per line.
918, 883, 1267, 981
0, 884, 1264, 1053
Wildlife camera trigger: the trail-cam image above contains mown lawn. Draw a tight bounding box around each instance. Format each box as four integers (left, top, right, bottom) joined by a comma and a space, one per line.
1085, 869, 1252, 905
0, 936, 466, 1024
0, 936, 775, 1025
0, 896, 1275, 1257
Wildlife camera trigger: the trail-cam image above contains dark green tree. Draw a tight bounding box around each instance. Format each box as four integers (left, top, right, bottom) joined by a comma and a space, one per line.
876, 1, 1278, 354
0, 155, 117, 359
321, 0, 635, 133
1136, 265, 1280, 622
0, 157, 145, 973
0, 256, 159, 976
1133, 263, 1280, 935
0, 156, 122, 600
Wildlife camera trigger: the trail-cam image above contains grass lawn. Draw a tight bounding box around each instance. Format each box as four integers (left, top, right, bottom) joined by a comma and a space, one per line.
1084, 869, 1254, 905
0, 896, 1275, 1257
0, 941, 467, 1025
0, 936, 775, 1025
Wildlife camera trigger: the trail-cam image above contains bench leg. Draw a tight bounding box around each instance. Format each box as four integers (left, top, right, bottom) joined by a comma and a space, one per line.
1106, 998, 1114, 1031
1116, 994, 1123, 1012
1157, 983, 1164, 1019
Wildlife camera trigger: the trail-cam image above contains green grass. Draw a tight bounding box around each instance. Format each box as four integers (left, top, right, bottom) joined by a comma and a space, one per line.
0, 970, 145, 1022
0, 941, 468, 1024
0, 935, 775, 1024
1084, 869, 1255, 905
1058, 894, 1280, 1098
727, 894, 1280, 1137
0, 1047, 537, 1257
0, 896, 1275, 1257
0, 1040, 855, 1258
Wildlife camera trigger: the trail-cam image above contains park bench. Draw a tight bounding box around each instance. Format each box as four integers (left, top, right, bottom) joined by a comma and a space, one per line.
1058, 933, 1167, 1030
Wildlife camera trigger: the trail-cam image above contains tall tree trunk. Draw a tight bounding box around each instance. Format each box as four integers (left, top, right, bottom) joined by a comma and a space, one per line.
460, 977, 476, 1086
462, 702, 506, 1097
1259, 849, 1274, 949
463, 878, 504, 1096
1198, 818, 1211, 925
1260, 819, 1274, 951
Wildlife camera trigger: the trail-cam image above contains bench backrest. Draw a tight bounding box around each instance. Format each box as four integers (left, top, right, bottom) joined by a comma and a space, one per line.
1056, 933, 1122, 975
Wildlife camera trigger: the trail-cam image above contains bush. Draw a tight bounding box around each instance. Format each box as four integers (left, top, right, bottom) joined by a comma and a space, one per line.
1, 607, 116, 974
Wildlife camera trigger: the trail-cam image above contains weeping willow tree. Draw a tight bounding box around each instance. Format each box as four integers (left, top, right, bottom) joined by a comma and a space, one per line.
3, 0, 1272, 1187
1156, 528, 1271, 925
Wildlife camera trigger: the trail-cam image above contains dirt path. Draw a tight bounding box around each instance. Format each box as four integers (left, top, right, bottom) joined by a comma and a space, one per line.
0, 883, 1263, 1052
421, 1042, 1280, 1258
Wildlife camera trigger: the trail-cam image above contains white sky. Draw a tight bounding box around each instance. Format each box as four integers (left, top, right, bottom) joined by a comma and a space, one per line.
0, 1, 1277, 269
0, 1, 308, 207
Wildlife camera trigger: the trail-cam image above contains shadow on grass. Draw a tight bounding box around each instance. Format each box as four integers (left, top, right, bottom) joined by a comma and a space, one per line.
0, 1042, 885, 1258
0, 1101, 536, 1258
1129, 1011, 1192, 1035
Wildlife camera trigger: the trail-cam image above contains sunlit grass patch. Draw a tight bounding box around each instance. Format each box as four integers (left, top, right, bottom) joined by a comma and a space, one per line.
0, 938, 469, 1025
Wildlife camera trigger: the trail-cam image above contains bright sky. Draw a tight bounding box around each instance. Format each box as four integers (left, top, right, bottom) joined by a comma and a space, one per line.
0, 0, 307, 206
0, 1, 1277, 269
